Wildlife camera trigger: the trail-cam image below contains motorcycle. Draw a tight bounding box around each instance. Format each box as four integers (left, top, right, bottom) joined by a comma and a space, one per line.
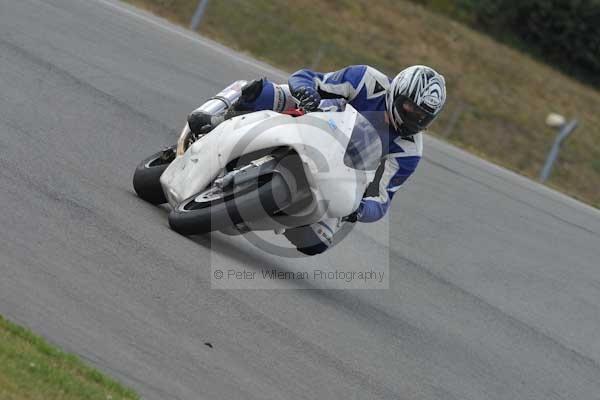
132, 81, 382, 237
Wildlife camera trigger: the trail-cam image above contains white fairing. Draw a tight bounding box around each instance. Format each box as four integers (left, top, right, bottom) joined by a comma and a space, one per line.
160, 105, 379, 225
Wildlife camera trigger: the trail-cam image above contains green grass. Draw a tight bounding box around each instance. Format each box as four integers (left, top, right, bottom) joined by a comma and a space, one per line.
0, 315, 139, 400
125, 0, 600, 207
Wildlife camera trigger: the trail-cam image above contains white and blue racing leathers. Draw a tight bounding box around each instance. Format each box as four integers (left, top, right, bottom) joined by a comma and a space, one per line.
240, 65, 422, 224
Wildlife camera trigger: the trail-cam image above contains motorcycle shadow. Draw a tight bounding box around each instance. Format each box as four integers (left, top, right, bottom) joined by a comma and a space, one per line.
188, 232, 336, 291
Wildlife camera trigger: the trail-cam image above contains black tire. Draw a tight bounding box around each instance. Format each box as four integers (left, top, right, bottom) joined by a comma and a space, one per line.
168, 173, 291, 235
133, 146, 176, 205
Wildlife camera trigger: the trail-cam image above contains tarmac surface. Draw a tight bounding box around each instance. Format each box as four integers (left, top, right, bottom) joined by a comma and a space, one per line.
1, 1, 599, 399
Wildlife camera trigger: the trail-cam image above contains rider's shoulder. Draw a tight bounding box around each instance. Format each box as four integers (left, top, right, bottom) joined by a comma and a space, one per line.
365, 65, 389, 80
348, 65, 391, 95
343, 65, 388, 81
346, 65, 390, 83
324, 65, 367, 85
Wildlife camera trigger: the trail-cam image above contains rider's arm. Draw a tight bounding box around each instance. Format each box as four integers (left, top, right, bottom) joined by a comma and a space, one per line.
356, 155, 420, 223
356, 133, 423, 223
288, 65, 368, 102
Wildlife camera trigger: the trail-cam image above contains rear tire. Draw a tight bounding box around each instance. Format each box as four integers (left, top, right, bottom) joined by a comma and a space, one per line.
168, 173, 291, 235
133, 146, 175, 205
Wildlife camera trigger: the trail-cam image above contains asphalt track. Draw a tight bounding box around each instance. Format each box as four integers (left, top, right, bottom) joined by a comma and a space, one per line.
1, 1, 600, 399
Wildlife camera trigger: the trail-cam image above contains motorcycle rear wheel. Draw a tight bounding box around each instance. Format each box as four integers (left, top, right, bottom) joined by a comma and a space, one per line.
132, 146, 176, 205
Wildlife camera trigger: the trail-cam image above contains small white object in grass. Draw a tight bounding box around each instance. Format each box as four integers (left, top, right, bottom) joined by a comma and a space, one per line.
546, 113, 566, 128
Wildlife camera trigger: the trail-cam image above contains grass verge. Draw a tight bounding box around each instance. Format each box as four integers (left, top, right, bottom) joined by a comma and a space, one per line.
0, 315, 138, 400
124, 0, 600, 207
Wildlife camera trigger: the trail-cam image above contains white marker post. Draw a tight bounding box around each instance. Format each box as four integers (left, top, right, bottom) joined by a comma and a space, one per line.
540, 113, 578, 183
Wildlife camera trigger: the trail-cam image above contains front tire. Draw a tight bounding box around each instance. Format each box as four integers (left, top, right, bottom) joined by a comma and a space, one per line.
133, 146, 176, 205
168, 173, 291, 235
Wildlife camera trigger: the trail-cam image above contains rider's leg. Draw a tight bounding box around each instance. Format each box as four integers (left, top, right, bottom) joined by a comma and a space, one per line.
283, 217, 344, 256
187, 79, 295, 135
234, 78, 295, 113
187, 78, 262, 135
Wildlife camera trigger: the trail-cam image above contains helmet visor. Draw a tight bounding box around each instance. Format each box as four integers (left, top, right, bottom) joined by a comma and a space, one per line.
392, 95, 436, 134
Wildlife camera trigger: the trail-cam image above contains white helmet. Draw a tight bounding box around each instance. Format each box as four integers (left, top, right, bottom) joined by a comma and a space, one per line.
386, 65, 446, 137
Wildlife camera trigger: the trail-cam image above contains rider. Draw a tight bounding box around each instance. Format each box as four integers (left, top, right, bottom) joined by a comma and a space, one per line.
188, 65, 447, 255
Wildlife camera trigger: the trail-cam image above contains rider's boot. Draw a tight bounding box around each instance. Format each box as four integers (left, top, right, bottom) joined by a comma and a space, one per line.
187, 78, 265, 135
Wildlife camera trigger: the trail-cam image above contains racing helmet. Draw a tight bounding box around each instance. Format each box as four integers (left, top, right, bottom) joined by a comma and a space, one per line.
386, 65, 446, 137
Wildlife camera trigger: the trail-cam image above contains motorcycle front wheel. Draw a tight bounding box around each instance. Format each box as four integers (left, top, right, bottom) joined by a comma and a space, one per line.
168, 173, 291, 235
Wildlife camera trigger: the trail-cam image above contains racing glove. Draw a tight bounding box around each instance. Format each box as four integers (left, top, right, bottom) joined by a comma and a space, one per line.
291, 86, 321, 112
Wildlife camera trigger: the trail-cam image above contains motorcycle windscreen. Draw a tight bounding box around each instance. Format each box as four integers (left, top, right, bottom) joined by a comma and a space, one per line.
343, 113, 382, 171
